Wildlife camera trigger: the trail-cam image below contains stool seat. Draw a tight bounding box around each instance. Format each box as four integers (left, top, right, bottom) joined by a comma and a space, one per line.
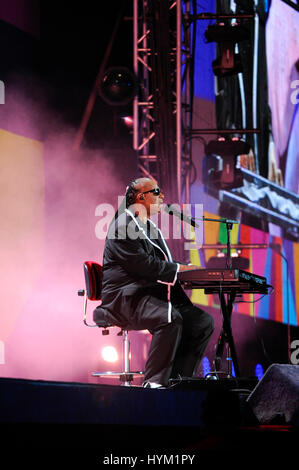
93, 304, 126, 330
93, 317, 114, 329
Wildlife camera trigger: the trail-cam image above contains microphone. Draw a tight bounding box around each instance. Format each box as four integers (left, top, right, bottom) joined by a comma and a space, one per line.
164, 204, 199, 228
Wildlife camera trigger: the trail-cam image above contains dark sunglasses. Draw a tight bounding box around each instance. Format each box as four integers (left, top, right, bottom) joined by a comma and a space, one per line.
141, 187, 161, 196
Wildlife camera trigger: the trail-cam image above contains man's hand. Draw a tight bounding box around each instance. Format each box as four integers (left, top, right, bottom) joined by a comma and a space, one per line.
178, 264, 199, 272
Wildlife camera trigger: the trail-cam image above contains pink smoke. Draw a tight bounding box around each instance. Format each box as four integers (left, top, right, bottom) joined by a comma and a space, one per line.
0, 84, 145, 384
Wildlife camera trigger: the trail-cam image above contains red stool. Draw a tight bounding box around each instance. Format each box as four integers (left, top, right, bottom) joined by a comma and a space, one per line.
78, 261, 143, 386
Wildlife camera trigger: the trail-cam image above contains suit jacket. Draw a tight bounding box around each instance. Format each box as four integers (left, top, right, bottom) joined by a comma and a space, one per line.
93, 209, 190, 328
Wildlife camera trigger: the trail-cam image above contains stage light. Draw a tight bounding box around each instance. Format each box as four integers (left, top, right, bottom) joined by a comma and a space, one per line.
202, 138, 250, 190
201, 356, 212, 377
255, 363, 264, 380
212, 53, 242, 77
101, 346, 119, 363
122, 116, 134, 127
98, 67, 137, 106
205, 22, 250, 76
205, 22, 250, 43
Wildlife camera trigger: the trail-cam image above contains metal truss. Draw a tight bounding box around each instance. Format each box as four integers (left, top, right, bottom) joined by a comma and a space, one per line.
133, 0, 159, 181
132, 1, 268, 203
133, 0, 194, 203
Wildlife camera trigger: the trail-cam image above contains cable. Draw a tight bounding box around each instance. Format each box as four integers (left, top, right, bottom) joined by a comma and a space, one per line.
234, 284, 274, 304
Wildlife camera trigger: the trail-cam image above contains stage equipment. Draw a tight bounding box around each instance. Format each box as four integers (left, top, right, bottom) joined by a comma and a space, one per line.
178, 268, 268, 290
164, 204, 199, 228
247, 364, 299, 424
102, 346, 118, 363
204, 22, 250, 76
78, 261, 143, 386
122, 116, 134, 127
98, 67, 137, 105
179, 266, 270, 378
179, 215, 271, 378
72, 5, 125, 150
219, 167, 299, 240
203, 137, 251, 190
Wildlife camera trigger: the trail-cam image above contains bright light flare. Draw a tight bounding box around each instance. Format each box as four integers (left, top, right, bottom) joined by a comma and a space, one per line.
122, 116, 133, 127
101, 346, 119, 363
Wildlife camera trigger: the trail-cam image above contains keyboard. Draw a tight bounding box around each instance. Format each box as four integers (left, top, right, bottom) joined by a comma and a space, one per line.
178, 268, 268, 294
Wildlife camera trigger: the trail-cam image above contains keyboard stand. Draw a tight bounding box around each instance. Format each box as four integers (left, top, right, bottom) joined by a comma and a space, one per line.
213, 221, 240, 376
213, 289, 241, 377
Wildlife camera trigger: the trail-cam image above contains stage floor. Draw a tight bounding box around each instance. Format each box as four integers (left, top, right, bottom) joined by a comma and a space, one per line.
1, 376, 298, 465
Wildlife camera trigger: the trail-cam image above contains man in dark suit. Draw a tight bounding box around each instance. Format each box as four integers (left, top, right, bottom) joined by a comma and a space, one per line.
94, 177, 214, 388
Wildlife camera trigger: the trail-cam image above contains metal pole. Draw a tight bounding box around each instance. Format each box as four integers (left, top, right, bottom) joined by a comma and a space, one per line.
252, 1, 260, 172
200, 243, 268, 250
184, 0, 191, 205
225, 223, 233, 270
176, 0, 182, 201
188, 128, 260, 135
133, 0, 138, 150
123, 330, 131, 386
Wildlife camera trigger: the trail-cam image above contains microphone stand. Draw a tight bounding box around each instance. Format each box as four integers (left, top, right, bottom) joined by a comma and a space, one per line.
226, 221, 233, 270
200, 216, 239, 270
198, 216, 239, 377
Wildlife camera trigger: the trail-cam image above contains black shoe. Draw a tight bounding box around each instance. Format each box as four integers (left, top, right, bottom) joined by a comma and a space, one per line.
142, 381, 166, 389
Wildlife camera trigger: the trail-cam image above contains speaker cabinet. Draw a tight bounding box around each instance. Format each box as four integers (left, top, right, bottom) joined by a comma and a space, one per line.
247, 364, 299, 424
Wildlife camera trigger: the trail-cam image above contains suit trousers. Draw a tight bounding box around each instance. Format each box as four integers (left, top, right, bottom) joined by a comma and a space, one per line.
130, 294, 214, 386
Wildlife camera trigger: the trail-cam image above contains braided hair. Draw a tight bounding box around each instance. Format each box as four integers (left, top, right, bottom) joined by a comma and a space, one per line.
108, 179, 140, 230
125, 179, 139, 208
